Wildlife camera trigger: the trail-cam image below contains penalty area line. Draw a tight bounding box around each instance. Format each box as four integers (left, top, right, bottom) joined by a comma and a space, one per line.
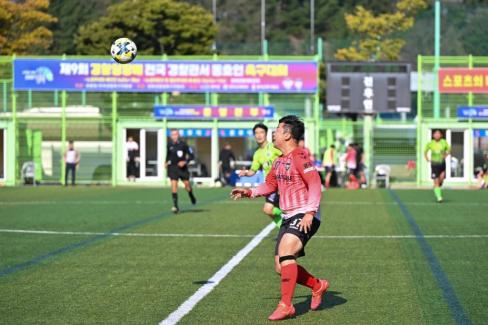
159, 222, 276, 325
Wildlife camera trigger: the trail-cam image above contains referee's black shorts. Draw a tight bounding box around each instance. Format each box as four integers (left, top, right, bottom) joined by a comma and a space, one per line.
167, 165, 190, 181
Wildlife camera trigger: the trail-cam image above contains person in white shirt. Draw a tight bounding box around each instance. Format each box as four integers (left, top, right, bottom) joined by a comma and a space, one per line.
63, 140, 80, 186
126, 136, 139, 181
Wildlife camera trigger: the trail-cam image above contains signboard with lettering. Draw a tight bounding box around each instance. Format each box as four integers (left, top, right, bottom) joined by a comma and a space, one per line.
473, 129, 488, 137
457, 106, 488, 120
154, 105, 274, 120
165, 129, 253, 137
326, 62, 411, 114
439, 68, 488, 93
14, 59, 318, 93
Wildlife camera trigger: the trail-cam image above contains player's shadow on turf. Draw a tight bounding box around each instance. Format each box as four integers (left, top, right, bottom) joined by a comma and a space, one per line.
179, 209, 209, 214
294, 291, 347, 316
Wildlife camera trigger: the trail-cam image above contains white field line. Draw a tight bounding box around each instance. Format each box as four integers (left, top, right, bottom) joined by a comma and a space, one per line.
3, 200, 488, 207
0, 229, 255, 238
216, 201, 488, 207
1, 228, 487, 239
0, 200, 169, 206
159, 222, 276, 325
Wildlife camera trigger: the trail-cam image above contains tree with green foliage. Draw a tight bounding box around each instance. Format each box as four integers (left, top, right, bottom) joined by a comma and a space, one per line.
0, 0, 57, 55
48, 0, 120, 54
462, 8, 488, 56
183, 0, 393, 55
75, 0, 216, 55
335, 0, 427, 61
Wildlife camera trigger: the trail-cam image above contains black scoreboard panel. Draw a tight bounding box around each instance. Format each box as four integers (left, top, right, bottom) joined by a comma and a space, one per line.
326, 62, 411, 114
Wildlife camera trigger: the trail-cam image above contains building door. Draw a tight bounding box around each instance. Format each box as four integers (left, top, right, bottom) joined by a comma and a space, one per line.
0, 129, 4, 180
124, 128, 163, 181
141, 129, 162, 179
428, 129, 469, 182
445, 129, 469, 181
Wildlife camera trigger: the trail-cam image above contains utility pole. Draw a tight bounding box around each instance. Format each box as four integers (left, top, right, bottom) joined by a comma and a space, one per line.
261, 0, 266, 55
310, 0, 315, 54
212, 0, 217, 53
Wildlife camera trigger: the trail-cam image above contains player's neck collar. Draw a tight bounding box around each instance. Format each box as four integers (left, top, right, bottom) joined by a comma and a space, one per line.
259, 141, 269, 149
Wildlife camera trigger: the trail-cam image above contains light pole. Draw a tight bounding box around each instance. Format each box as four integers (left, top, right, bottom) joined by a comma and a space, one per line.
212, 0, 217, 53
310, 0, 315, 54
434, 0, 441, 119
261, 0, 266, 55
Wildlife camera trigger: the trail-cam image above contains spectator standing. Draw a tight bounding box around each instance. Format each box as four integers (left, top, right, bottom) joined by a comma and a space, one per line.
322, 145, 336, 188
219, 143, 236, 186
126, 136, 139, 182
63, 140, 80, 186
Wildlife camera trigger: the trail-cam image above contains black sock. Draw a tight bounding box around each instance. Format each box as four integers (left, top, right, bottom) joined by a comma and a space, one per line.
172, 193, 178, 207
188, 190, 196, 203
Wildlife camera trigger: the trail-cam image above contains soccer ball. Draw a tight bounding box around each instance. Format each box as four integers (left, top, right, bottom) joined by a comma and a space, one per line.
111, 38, 137, 64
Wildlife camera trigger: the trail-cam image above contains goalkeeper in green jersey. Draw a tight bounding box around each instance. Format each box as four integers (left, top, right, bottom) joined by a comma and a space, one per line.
239, 123, 283, 227
424, 130, 451, 202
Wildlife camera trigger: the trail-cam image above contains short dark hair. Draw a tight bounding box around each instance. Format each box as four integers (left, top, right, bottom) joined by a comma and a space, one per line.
279, 115, 304, 142
253, 123, 268, 134
68, 140, 74, 144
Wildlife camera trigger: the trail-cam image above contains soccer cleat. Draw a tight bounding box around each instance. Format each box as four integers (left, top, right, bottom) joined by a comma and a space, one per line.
310, 279, 329, 311
190, 195, 197, 205
171, 206, 179, 214
268, 302, 295, 321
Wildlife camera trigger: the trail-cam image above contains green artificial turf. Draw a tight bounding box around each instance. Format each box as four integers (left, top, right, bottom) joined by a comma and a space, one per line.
0, 187, 486, 324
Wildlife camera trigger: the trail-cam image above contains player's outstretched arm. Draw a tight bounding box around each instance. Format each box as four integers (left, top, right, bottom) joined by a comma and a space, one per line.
239, 169, 256, 177
230, 188, 252, 200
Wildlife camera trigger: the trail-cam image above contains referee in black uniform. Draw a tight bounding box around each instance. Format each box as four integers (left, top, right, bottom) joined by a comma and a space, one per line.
166, 129, 197, 213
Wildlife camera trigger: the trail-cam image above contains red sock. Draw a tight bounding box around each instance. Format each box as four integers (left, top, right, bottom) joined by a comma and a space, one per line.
280, 263, 298, 306
297, 265, 320, 291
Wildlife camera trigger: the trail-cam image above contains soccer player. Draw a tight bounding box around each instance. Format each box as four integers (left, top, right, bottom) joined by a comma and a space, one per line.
239, 123, 283, 227
166, 129, 197, 213
424, 129, 450, 202
322, 144, 336, 189
231, 115, 329, 321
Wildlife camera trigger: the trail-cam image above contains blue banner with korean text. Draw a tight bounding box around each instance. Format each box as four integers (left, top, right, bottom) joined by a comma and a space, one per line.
14, 59, 318, 93
457, 106, 488, 120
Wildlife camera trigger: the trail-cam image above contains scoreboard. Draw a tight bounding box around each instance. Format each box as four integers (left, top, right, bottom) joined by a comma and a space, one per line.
326, 62, 411, 114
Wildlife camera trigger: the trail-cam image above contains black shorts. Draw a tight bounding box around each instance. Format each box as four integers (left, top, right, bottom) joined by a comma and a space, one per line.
325, 166, 334, 173
265, 192, 280, 207
275, 213, 321, 258
431, 162, 446, 179
355, 163, 365, 174
168, 165, 190, 181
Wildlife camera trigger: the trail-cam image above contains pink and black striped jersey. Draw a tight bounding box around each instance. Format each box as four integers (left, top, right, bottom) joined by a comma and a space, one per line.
251, 147, 322, 220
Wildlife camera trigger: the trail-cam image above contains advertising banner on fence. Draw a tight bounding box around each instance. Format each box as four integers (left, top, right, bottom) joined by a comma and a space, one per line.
439, 68, 488, 93
154, 105, 274, 120
165, 129, 253, 137
457, 106, 488, 120
14, 59, 318, 93
473, 129, 488, 137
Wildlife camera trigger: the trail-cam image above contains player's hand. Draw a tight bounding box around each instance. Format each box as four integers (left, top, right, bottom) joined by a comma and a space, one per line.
178, 161, 186, 168
238, 169, 248, 177
230, 188, 252, 200
298, 213, 314, 234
